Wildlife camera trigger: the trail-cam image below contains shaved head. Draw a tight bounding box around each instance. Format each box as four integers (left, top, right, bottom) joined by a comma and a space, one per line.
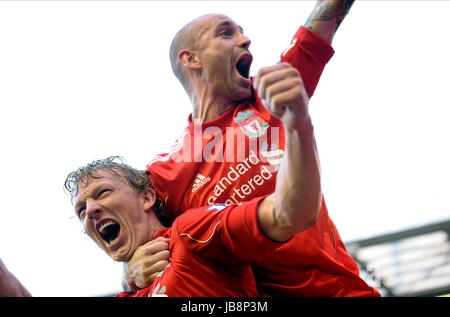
169, 14, 228, 89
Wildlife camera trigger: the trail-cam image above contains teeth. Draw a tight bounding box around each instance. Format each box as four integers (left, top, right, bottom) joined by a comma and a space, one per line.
109, 235, 120, 246
99, 221, 116, 234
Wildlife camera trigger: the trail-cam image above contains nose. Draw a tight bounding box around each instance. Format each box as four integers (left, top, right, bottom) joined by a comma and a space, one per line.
238, 33, 251, 50
85, 198, 102, 219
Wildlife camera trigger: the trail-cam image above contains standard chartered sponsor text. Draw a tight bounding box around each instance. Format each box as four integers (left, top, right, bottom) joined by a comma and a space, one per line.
207, 151, 274, 205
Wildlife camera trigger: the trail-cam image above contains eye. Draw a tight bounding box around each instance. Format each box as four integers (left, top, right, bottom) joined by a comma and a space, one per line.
98, 188, 111, 199
77, 206, 86, 219
220, 29, 233, 37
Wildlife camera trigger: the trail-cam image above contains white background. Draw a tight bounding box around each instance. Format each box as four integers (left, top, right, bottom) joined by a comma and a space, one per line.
0, 1, 449, 296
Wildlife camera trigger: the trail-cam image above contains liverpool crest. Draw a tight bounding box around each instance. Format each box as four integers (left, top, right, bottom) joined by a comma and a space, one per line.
233, 110, 269, 138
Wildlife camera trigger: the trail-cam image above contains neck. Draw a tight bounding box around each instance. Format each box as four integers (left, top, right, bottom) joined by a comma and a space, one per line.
190, 86, 234, 123
148, 212, 167, 240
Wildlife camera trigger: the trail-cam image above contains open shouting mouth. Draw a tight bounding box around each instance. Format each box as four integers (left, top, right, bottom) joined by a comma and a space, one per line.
96, 220, 121, 246
235, 53, 252, 79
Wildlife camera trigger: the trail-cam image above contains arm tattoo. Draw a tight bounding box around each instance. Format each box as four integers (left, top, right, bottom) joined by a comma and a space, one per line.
305, 0, 355, 32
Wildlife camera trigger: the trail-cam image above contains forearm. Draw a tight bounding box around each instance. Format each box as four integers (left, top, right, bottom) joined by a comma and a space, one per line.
254, 63, 322, 242
0, 259, 31, 297
305, 0, 355, 44
270, 114, 322, 241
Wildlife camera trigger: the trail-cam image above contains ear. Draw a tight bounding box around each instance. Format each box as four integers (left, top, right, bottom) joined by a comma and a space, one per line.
178, 49, 202, 70
141, 187, 156, 214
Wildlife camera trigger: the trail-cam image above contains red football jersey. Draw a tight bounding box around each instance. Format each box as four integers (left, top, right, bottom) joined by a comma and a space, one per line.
146, 26, 380, 296
116, 196, 280, 297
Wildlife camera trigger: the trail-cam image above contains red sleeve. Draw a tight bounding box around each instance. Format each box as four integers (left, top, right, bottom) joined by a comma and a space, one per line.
280, 26, 335, 98
175, 196, 283, 263
219, 196, 284, 262
172, 196, 283, 263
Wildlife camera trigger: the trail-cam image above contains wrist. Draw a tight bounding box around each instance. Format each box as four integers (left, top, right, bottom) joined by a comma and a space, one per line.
285, 114, 314, 136
298, 117, 314, 136
122, 262, 135, 292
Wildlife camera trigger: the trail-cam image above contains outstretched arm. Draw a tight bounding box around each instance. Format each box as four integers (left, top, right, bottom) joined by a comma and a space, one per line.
280, 0, 353, 98
305, 0, 355, 44
253, 63, 322, 242
0, 258, 31, 297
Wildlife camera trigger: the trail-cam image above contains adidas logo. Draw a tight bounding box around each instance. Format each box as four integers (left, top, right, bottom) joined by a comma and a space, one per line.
192, 173, 211, 193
